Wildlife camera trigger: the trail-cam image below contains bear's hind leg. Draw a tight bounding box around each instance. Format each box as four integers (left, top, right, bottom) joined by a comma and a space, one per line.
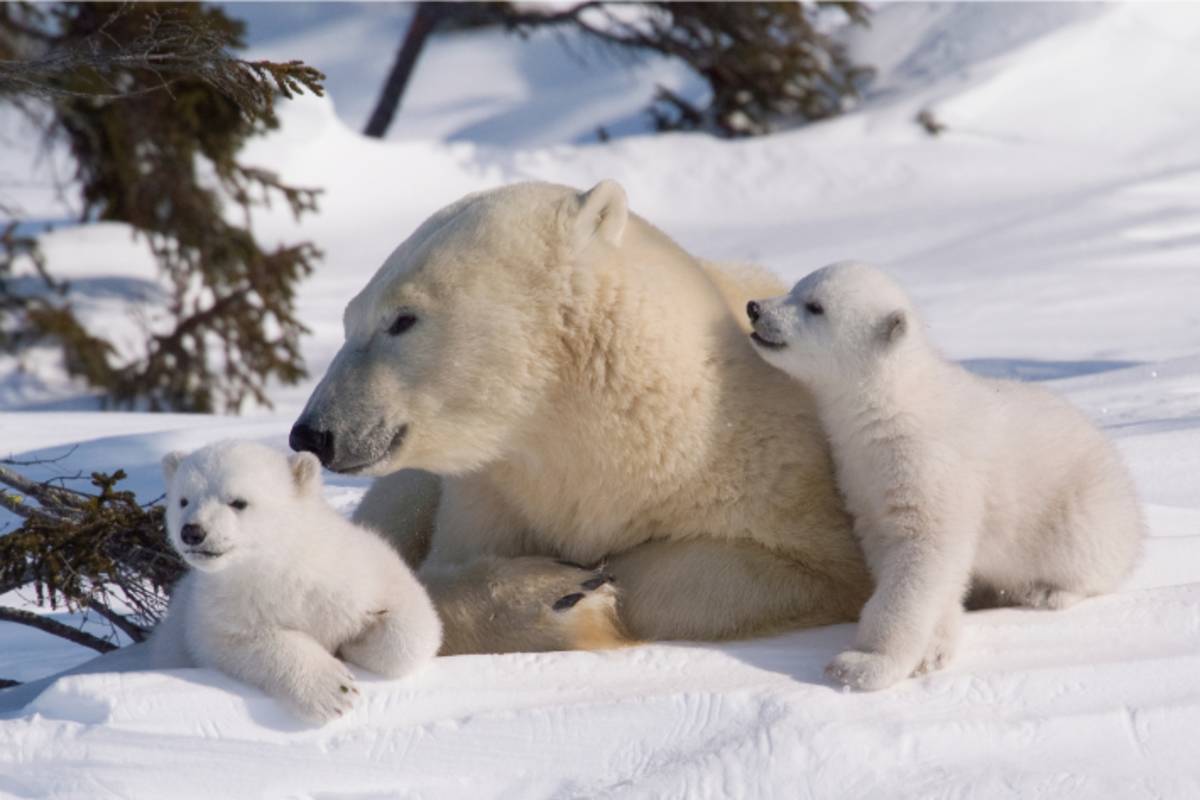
420, 556, 630, 655
604, 538, 871, 642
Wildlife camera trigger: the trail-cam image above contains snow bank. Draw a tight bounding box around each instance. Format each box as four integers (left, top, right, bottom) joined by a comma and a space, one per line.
3, 578, 1199, 797
3, 3, 1200, 797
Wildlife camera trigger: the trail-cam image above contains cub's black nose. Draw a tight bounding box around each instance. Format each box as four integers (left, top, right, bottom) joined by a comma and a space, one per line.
181, 524, 206, 546
289, 422, 334, 465
746, 301, 761, 323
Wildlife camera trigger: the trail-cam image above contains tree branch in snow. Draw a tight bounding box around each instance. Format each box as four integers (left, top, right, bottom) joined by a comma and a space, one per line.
84, 593, 150, 643
363, 1, 874, 139
0, 606, 117, 653
0, 464, 180, 654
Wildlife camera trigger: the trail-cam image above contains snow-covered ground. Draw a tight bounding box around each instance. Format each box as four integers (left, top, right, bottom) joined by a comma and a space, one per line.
2, 3, 1200, 797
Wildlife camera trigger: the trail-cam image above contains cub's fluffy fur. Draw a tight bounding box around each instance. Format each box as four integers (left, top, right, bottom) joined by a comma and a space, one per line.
149, 441, 442, 722
749, 262, 1144, 690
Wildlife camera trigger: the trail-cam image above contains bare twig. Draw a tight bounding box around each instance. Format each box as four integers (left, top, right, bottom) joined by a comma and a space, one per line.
0, 606, 117, 653
0, 564, 35, 597
2, 445, 79, 466
84, 594, 149, 643
0, 463, 89, 519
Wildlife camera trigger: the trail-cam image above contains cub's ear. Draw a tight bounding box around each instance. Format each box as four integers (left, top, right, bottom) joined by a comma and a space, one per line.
572, 179, 628, 249
161, 451, 185, 484
879, 309, 907, 346
288, 451, 323, 495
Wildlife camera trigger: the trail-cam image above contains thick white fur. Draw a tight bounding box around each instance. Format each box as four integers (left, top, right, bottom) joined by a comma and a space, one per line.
149, 441, 442, 722
294, 181, 873, 653
749, 262, 1144, 690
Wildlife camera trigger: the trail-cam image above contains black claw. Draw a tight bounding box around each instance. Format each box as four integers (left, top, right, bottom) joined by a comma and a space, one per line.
553, 592, 586, 611
556, 559, 590, 570
581, 575, 611, 590
340, 685, 349, 693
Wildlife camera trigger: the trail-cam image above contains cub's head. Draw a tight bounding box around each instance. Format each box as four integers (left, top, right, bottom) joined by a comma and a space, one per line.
290, 179, 630, 476
746, 261, 915, 382
161, 441, 322, 572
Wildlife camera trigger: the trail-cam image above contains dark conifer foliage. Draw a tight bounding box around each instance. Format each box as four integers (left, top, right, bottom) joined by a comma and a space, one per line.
0, 3, 326, 412
0, 456, 180, 664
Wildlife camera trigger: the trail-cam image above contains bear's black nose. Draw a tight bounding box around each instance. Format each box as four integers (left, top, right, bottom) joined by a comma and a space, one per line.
181, 523, 206, 546
746, 301, 761, 323
289, 422, 334, 465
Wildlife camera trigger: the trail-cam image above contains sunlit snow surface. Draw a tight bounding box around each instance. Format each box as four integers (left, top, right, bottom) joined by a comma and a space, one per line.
2, 4, 1200, 797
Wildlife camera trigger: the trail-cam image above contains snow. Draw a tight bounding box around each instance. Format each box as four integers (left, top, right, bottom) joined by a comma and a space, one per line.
3, 3, 1200, 797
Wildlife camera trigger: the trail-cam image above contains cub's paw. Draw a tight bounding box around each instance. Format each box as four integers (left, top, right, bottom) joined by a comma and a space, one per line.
826, 649, 909, 691
914, 612, 961, 676
290, 657, 360, 724
1015, 585, 1084, 611
913, 635, 957, 676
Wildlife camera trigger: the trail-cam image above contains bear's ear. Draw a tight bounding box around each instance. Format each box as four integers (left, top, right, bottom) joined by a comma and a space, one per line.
572, 179, 628, 249
161, 451, 185, 484
878, 309, 908, 346
288, 451, 323, 496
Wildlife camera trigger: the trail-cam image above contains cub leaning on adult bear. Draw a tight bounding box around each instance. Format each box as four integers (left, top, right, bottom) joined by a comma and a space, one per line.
292, 179, 872, 654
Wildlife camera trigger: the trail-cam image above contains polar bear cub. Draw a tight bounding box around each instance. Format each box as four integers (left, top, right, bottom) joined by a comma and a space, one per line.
149, 440, 442, 722
748, 262, 1143, 690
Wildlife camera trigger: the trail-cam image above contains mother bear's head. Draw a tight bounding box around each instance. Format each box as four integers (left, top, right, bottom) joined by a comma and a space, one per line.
290, 180, 631, 476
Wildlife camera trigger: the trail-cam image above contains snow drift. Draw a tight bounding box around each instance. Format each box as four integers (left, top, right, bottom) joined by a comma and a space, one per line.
2, 4, 1200, 797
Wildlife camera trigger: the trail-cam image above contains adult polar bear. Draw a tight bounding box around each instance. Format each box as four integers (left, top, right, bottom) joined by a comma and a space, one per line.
291, 180, 871, 654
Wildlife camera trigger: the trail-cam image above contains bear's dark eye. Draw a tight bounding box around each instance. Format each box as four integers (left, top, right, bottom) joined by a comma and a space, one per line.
387, 313, 418, 336
230, 498, 248, 511
805, 300, 824, 316
180, 498, 189, 508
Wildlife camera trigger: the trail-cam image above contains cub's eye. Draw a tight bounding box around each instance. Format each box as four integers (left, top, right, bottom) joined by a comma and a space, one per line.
180, 498, 189, 508
804, 301, 824, 316
229, 499, 248, 511
387, 313, 418, 336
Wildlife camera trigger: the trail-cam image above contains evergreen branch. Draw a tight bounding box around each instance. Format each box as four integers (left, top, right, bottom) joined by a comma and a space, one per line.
1, 4, 324, 412
0, 9, 325, 117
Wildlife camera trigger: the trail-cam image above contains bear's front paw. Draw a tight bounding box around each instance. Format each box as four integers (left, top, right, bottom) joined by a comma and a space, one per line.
825, 649, 910, 691
290, 658, 360, 723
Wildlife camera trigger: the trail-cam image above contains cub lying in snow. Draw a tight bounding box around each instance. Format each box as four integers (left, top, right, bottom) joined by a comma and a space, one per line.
149, 441, 442, 722
747, 262, 1144, 690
